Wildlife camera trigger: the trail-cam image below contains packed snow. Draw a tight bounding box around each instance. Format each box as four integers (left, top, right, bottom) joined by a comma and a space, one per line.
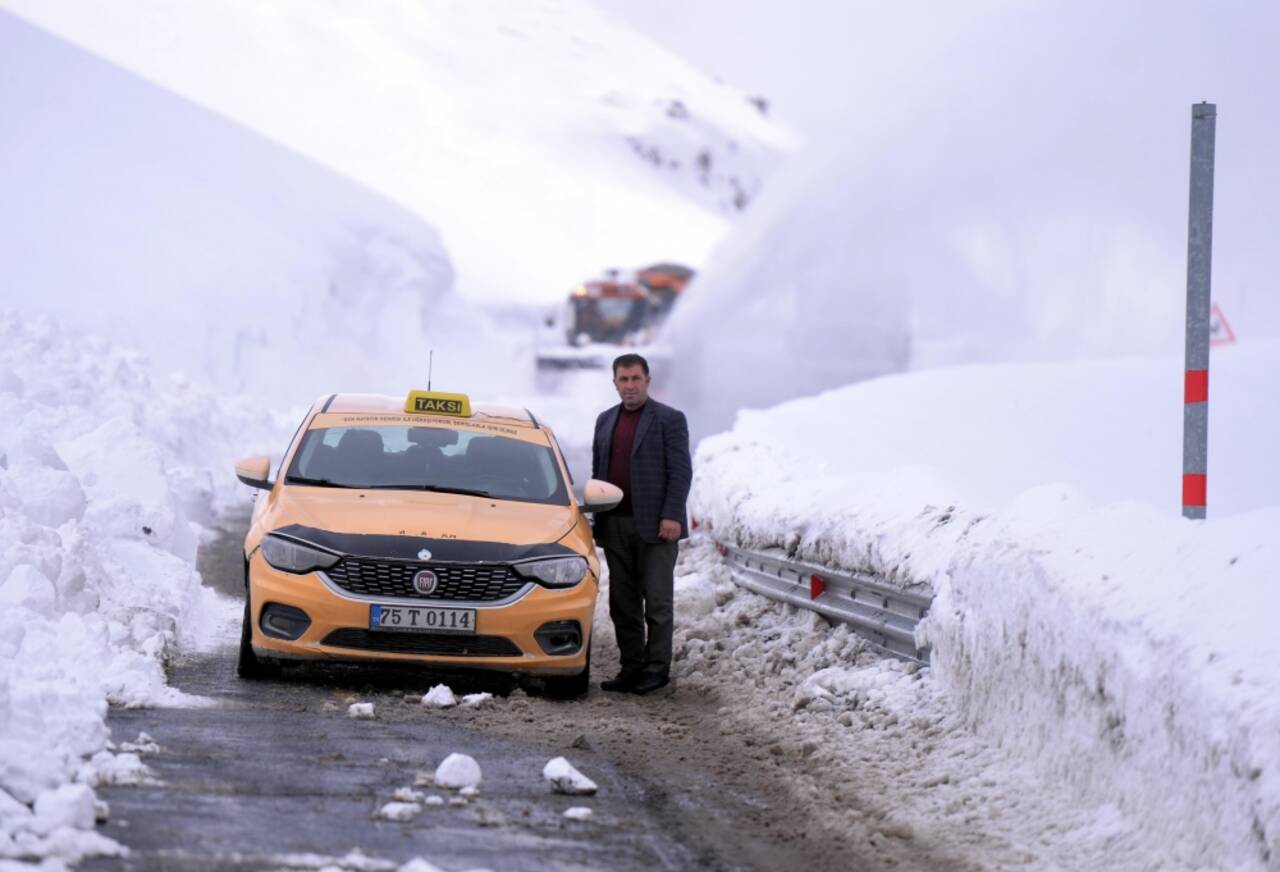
562, 807, 593, 822
691, 346, 1280, 869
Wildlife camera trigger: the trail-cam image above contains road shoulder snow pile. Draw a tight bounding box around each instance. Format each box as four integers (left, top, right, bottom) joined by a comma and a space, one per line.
0, 311, 280, 862
691, 349, 1280, 870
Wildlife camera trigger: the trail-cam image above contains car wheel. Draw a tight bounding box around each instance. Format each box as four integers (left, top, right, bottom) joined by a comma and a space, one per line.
236, 595, 280, 680
543, 641, 590, 700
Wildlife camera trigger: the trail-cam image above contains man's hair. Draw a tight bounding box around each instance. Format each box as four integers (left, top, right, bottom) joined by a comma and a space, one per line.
612, 353, 650, 376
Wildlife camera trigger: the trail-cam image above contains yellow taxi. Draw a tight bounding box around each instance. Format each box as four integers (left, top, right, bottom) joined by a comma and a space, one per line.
233, 390, 621, 697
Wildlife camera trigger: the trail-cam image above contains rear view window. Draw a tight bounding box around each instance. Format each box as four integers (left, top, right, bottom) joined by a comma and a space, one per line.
285, 426, 569, 506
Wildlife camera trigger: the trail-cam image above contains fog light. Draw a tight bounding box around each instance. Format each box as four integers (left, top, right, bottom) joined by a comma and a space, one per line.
534, 620, 582, 656
260, 602, 311, 641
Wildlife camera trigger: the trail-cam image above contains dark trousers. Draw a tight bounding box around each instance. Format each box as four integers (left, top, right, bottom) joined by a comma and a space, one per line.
598, 515, 678, 675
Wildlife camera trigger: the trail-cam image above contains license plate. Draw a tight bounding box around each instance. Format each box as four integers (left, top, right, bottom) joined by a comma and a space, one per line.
369, 604, 476, 634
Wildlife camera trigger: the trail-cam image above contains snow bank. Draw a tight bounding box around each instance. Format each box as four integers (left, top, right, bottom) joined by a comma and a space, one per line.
692, 349, 1280, 869
0, 311, 279, 862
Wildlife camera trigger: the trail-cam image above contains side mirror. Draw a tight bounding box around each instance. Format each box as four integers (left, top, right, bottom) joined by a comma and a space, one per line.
578, 478, 623, 512
235, 456, 273, 491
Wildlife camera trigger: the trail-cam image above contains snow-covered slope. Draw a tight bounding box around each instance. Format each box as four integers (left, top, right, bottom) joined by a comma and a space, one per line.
692, 346, 1280, 869
0, 11, 496, 407
1, 0, 792, 303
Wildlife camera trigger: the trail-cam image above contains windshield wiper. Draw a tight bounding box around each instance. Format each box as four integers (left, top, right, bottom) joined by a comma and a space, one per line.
412, 484, 493, 498
286, 478, 492, 497
284, 475, 349, 488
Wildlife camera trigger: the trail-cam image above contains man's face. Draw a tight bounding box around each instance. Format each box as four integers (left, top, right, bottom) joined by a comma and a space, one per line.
613, 364, 650, 410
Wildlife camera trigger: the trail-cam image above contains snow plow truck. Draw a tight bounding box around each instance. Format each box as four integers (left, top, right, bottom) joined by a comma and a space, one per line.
534, 263, 695, 371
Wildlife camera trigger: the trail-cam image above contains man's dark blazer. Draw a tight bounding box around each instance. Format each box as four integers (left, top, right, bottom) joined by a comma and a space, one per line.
592, 399, 693, 544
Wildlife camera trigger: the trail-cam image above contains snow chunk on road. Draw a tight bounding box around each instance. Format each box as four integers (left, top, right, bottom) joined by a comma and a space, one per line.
460, 692, 493, 708
563, 806, 593, 821
420, 684, 456, 708
398, 859, 446, 872
543, 757, 597, 796
80, 750, 159, 787
392, 787, 425, 803
433, 753, 481, 790
118, 732, 160, 754
269, 848, 397, 870
347, 703, 374, 719
375, 801, 420, 822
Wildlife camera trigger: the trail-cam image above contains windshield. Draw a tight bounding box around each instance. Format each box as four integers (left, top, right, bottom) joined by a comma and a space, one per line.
285, 425, 570, 506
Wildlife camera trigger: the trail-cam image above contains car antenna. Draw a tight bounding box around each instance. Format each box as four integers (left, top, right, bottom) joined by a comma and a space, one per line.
428, 350, 433, 391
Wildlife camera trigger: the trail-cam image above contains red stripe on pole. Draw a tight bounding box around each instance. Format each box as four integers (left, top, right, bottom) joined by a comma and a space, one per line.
809, 574, 825, 600
1182, 473, 1207, 507
1184, 370, 1209, 404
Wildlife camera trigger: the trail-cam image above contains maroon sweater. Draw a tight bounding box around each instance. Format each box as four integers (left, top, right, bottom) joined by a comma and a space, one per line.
606, 403, 645, 514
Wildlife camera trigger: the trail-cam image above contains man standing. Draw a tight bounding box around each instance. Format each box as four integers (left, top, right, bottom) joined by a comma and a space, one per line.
592, 353, 692, 695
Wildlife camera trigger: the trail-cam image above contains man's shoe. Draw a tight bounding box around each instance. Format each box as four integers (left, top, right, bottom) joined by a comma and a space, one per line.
600, 671, 642, 693
631, 671, 670, 695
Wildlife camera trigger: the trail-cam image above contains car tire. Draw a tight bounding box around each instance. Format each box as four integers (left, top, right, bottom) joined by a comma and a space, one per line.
236, 595, 280, 680
543, 641, 590, 700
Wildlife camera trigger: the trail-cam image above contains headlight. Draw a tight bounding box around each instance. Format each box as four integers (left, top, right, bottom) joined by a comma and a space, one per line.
260, 534, 340, 574
514, 556, 588, 588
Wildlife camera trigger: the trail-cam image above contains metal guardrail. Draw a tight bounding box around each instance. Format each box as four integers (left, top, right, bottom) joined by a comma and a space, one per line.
711, 539, 934, 663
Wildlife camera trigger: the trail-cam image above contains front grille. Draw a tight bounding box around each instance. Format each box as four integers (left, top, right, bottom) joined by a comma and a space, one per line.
321, 628, 522, 658
324, 559, 527, 602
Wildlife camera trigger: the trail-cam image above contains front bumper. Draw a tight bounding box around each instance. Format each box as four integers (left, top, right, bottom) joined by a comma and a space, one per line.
247, 552, 595, 676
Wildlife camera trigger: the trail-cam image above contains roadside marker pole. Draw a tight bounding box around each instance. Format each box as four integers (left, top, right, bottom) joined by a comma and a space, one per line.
1182, 102, 1216, 520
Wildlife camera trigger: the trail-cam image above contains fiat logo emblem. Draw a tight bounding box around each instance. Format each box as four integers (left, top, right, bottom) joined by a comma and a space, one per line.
412, 569, 438, 595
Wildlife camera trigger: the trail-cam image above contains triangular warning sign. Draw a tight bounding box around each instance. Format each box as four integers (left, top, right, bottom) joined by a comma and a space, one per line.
1209, 302, 1236, 347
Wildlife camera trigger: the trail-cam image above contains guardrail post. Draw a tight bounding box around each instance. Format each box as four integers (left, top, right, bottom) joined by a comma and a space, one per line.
1182, 102, 1216, 520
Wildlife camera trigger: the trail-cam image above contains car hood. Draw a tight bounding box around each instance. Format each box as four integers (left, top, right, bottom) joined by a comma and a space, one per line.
267, 488, 580, 559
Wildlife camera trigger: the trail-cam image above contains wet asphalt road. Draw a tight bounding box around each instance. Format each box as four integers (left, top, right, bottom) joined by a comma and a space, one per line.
81, 515, 710, 871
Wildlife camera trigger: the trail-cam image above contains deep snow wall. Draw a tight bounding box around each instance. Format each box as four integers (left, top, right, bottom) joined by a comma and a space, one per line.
0, 12, 512, 408
0, 311, 280, 862
690, 350, 1280, 869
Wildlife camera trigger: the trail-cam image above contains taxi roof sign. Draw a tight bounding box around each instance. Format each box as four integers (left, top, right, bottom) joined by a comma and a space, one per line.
404, 390, 471, 417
